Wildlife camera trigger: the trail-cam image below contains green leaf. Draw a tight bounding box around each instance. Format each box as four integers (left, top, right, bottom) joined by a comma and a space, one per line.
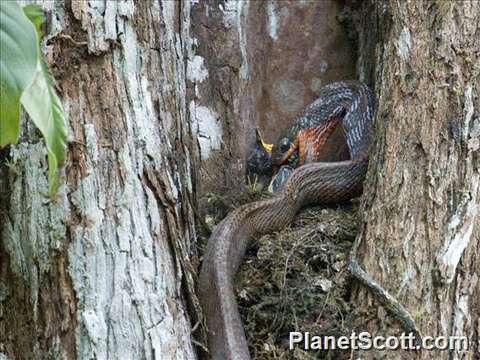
1, 1, 67, 194
21, 56, 68, 194
22, 4, 45, 40
0, 1, 39, 145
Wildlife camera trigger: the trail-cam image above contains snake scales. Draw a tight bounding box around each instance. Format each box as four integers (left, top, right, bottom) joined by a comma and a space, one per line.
198, 81, 419, 359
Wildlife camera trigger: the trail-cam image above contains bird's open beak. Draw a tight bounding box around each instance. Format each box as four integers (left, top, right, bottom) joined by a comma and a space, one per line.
255, 129, 273, 153
261, 139, 273, 153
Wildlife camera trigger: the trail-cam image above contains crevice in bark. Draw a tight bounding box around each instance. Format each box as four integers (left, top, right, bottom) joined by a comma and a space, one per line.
193, 1, 387, 358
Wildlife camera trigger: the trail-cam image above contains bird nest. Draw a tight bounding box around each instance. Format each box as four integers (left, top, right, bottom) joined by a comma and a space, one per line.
201, 180, 367, 359
237, 203, 361, 359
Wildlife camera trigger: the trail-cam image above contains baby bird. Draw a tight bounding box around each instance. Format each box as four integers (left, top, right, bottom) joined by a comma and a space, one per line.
246, 129, 273, 178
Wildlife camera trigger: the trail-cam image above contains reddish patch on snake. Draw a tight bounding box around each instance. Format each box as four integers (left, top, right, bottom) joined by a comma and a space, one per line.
280, 116, 342, 165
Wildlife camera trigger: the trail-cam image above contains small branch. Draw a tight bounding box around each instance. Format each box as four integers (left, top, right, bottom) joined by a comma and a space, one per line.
348, 260, 422, 345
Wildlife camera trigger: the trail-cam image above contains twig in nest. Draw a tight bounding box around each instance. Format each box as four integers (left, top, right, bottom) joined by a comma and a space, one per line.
347, 260, 422, 345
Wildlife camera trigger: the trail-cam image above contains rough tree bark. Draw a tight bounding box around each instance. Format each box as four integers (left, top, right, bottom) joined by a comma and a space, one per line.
1, 0, 354, 358
353, 1, 479, 359
0, 1, 199, 359
1, 1, 477, 359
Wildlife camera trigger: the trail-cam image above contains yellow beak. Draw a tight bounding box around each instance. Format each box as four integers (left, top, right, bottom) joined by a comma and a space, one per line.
262, 139, 273, 153
256, 129, 273, 153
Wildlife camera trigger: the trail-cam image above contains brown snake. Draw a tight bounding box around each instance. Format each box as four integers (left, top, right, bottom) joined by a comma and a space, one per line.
198, 81, 420, 359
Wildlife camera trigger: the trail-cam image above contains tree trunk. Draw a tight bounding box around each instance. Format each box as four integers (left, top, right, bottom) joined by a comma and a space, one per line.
353, 1, 479, 359
1, 0, 354, 358
1, 1, 478, 359
0, 1, 199, 358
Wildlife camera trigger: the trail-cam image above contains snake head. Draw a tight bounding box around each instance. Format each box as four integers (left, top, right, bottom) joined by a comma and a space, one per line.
272, 136, 295, 167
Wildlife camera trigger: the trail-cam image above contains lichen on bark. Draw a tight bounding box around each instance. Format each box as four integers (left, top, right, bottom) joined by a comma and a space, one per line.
1, 1, 199, 359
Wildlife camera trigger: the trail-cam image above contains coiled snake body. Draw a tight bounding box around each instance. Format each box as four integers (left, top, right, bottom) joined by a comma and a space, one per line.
199, 81, 375, 359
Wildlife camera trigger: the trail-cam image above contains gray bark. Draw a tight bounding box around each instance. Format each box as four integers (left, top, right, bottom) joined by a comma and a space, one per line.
2, 1, 477, 360
1, 1, 198, 359
353, 1, 480, 359
0, 0, 357, 358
